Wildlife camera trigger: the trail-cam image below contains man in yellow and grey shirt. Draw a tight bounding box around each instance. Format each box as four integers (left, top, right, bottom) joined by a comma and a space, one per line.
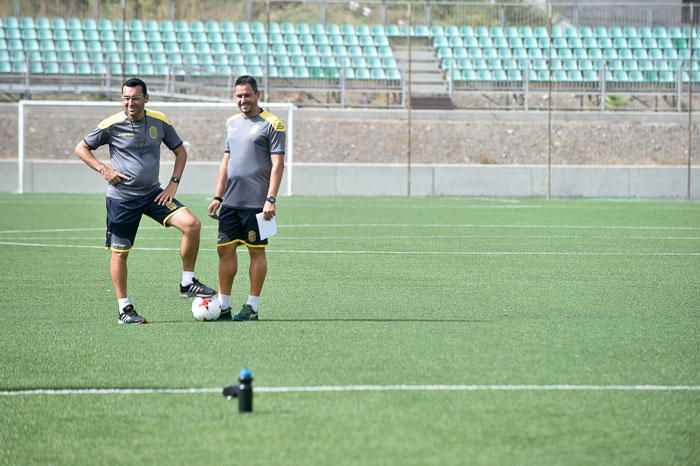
75, 77, 215, 324
208, 75, 285, 322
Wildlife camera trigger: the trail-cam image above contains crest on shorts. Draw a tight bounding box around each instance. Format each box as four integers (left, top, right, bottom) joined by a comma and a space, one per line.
149, 126, 158, 139
248, 230, 257, 243
166, 201, 177, 211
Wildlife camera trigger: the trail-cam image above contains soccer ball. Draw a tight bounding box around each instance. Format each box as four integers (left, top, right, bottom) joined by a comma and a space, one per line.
191, 296, 221, 321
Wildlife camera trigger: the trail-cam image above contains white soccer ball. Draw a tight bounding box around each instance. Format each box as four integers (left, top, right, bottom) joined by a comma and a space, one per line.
191, 297, 221, 321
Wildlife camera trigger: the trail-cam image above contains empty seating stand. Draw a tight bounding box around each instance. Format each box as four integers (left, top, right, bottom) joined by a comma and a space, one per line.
0, 16, 401, 81
1, 16, 698, 85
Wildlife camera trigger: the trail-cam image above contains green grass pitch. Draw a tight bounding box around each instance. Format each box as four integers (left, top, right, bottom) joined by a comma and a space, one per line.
0, 194, 698, 465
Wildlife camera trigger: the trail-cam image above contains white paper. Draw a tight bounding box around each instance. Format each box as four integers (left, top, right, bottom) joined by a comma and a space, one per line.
256, 212, 277, 240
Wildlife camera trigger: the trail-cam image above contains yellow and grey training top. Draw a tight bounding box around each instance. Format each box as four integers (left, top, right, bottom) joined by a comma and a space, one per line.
223, 109, 286, 209
83, 109, 183, 200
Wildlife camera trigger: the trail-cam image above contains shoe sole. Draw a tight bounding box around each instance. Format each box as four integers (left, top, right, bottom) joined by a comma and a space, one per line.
117, 319, 148, 325
180, 292, 217, 298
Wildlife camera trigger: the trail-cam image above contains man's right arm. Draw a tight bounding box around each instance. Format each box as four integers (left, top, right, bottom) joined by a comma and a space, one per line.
74, 140, 129, 185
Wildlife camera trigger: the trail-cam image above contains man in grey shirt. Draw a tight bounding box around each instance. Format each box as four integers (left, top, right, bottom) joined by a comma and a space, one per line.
75, 77, 215, 324
208, 75, 285, 321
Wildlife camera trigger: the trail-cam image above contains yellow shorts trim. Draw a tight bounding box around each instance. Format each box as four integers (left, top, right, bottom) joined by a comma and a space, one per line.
163, 206, 188, 227
217, 239, 267, 249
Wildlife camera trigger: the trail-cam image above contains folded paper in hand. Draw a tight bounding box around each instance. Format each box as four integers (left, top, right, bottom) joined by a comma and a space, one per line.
255, 212, 277, 240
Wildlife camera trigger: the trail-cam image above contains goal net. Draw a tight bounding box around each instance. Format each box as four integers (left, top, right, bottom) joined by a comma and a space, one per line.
16, 100, 295, 195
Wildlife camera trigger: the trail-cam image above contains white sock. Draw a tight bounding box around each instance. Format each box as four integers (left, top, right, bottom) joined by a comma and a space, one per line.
181, 271, 195, 287
219, 294, 231, 310
247, 295, 259, 312
118, 297, 130, 312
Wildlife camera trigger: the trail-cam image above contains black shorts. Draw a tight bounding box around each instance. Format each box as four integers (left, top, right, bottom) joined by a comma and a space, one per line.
105, 189, 186, 252
216, 206, 268, 248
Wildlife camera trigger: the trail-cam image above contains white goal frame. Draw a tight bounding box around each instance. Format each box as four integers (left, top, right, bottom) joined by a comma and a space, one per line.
17, 100, 296, 195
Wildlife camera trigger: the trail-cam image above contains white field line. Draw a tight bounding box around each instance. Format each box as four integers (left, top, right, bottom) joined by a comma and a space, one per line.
3, 235, 700, 242
1, 384, 699, 397
0, 241, 698, 256
2, 223, 700, 235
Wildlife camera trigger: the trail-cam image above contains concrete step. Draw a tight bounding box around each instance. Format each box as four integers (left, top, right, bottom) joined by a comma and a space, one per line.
408, 84, 449, 94
410, 94, 456, 110
406, 72, 444, 83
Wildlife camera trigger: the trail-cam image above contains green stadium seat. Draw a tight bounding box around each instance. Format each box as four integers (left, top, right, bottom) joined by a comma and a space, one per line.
658, 37, 674, 49
601, 48, 617, 60
461, 26, 475, 37
594, 37, 610, 49
634, 48, 648, 60
41, 50, 57, 62
613, 70, 628, 81
43, 61, 59, 73
51, 17, 66, 30
203, 20, 219, 33
175, 20, 189, 33
59, 61, 75, 74
638, 27, 652, 39
569, 69, 585, 81
11, 61, 27, 73
314, 34, 329, 46
621, 26, 636, 38
21, 28, 37, 40
638, 59, 654, 72
294, 65, 309, 78
666, 27, 682, 39
126, 19, 143, 32
75, 62, 91, 74
508, 37, 523, 49
498, 47, 512, 59
158, 20, 173, 32
277, 65, 293, 78
608, 27, 623, 39
71, 40, 86, 52
663, 48, 678, 60
628, 37, 643, 49
189, 20, 204, 33
36, 29, 52, 41
550, 69, 565, 81
308, 66, 324, 78
18, 16, 33, 30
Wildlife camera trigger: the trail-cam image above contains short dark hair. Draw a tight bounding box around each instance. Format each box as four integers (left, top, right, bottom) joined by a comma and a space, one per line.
122, 77, 148, 95
234, 75, 258, 93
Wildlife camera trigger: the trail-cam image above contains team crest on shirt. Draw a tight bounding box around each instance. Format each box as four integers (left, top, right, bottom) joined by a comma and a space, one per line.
273, 120, 285, 132
149, 126, 158, 139
250, 123, 261, 135
248, 230, 257, 243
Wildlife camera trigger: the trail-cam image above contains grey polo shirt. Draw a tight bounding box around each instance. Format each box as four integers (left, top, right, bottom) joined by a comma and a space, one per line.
222, 110, 286, 209
83, 109, 183, 200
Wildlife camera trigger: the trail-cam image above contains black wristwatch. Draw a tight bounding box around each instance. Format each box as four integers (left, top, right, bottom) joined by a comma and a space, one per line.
170, 176, 180, 183
266, 196, 276, 204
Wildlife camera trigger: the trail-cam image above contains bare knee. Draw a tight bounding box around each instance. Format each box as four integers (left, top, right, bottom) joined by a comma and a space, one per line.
172, 211, 201, 235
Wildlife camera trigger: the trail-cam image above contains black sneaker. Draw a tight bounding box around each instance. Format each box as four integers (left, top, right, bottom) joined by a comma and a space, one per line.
233, 304, 259, 321
180, 278, 216, 298
216, 307, 232, 321
118, 304, 147, 324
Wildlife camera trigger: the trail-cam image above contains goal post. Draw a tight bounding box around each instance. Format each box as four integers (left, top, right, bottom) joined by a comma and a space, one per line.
17, 100, 296, 195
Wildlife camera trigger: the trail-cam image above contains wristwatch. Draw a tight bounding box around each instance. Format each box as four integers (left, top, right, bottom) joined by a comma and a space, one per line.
170, 176, 180, 183
266, 196, 276, 204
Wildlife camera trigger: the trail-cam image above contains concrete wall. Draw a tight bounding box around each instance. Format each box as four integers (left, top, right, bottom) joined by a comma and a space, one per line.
2, 160, 698, 199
